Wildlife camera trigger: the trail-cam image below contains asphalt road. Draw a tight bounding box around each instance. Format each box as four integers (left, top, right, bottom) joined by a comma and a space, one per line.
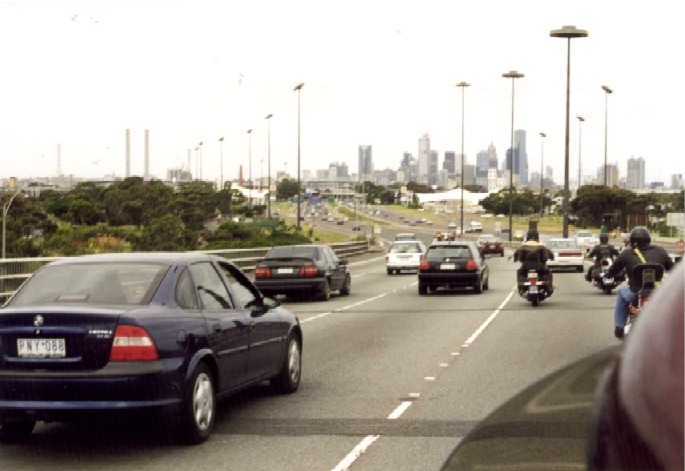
0, 243, 621, 471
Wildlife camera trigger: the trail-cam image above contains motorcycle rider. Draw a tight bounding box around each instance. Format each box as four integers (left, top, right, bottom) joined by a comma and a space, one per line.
513, 229, 555, 294
585, 233, 620, 282
604, 226, 674, 339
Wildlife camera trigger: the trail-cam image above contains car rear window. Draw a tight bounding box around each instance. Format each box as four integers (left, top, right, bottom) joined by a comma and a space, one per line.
266, 246, 319, 259
9, 263, 169, 306
550, 240, 578, 249
426, 246, 472, 260
390, 242, 423, 254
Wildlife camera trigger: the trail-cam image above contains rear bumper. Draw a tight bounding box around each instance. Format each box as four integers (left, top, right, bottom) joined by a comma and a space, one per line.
419, 272, 479, 287
255, 277, 327, 296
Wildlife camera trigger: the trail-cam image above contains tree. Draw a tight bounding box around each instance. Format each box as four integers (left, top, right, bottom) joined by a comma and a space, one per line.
464, 184, 487, 193
276, 178, 301, 200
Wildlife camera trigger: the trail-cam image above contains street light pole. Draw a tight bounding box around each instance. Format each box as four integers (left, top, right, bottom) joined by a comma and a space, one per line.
539, 132, 546, 215
294, 82, 304, 230
601, 85, 613, 187
247, 129, 252, 208
265, 113, 273, 219
219, 137, 224, 190
2, 190, 21, 259
456, 81, 470, 238
199, 142, 203, 181
576, 116, 584, 189
551, 25, 588, 239
502, 70, 524, 242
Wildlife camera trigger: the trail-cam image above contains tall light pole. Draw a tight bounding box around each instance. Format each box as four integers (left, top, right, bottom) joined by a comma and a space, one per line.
576, 116, 584, 189
601, 85, 613, 187
198, 142, 203, 181
246, 129, 253, 208
456, 81, 470, 237
502, 70, 524, 242
2, 190, 21, 259
539, 132, 546, 215
551, 25, 588, 239
219, 137, 224, 190
265, 113, 273, 219
294, 82, 304, 230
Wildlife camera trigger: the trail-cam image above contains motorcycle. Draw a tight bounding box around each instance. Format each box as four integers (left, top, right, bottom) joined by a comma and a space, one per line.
623, 263, 664, 336
591, 256, 623, 294
518, 269, 551, 307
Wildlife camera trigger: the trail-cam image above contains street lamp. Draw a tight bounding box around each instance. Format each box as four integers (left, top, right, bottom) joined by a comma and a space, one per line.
601, 85, 613, 187
550, 24, 588, 239
219, 137, 224, 190
539, 132, 546, 215
265, 113, 273, 219
502, 70, 524, 242
247, 129, 252, 208
198, 142, 203, 181
456, 81, 470, 237
576, 116, 584, 189
2, 190, 21, 259
294, 82, 304, 230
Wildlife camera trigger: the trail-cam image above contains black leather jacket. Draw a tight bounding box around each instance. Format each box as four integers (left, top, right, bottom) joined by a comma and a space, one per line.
606, 245, 674, 292
588, 244, 620, 263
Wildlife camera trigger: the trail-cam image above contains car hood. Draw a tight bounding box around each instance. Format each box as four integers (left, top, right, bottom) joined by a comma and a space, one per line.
441, 346, 621, 470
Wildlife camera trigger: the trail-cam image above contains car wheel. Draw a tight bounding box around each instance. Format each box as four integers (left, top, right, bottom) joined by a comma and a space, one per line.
271, 334, 302, 394
428, 285, 437, 293
386, 268, 393, 275
0, 420, 35, 443
473, 276, 483, 294
500, 252, 504, 257
319, 280, 331, 301
340, 275, 351, 295
177, 363, 215, 445
418, 284, 428, 295
484, 274, 489, 291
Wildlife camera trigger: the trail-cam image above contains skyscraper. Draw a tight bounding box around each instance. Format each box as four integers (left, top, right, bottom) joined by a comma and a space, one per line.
515, 130, 528, 186
358, 145, 373, 181
428, 150, 439, 186
418, 134, 430, 184
476, 150, 489, 187
443, 151, 456, 174
626, 156, 645, 190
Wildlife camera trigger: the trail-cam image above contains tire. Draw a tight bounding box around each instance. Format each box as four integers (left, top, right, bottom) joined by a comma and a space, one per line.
318, 280, 331, 301
500, 252, 504, 257
603, 287, 613, 295
473, 276, 483, 294
0, 420, 35, 443
483, 274, 489, 291
340, 275, 351, 295
386, 268, 393, 275
531, 296, 539, 307
271, 334, 302, 394
418, 284, 428, 295
177, 363, 215, 445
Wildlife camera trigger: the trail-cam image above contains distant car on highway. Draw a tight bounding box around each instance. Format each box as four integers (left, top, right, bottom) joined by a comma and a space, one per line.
0, 252, 302, 444
418, 241, 489, 295
547, 238, 585, 272
476, 234, 504, 257
394, 233, 417, 241
386, 240, 426, 275
575, 230, 599, 255
254, 244, 351, 301
513, 230, 525, 241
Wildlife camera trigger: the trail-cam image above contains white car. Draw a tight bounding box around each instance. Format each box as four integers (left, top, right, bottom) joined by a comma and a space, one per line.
574, 231, 599, 255
547, 238, 585, 272
386, 240, 426, 275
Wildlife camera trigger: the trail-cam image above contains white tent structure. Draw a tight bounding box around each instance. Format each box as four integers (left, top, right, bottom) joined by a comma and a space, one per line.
415, 188, 489, 212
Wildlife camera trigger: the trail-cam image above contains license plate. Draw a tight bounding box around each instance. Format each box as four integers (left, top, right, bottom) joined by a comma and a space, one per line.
529, 286, 538, 293
17, 338, 66, 358
277, 268, 294, 274
604, 277, 613, 283
398, 255, 410, 259
440, 263, 456, 270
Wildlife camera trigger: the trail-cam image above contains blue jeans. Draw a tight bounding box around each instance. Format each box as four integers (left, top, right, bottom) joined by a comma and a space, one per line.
614, 285, 636, 327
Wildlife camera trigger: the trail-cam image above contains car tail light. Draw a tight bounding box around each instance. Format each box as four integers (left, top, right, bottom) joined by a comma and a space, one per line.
255, 266, 272, 278
419, 260, 430, 271
299, 265, 319, 277
466, 260, 477, 271
110, 325, 159, 362
385, 255, 389, 262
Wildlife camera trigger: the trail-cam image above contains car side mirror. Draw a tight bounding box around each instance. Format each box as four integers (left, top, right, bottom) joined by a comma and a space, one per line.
339, 260, 348, 266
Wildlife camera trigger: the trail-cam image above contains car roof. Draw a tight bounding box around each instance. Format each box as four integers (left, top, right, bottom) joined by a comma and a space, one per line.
48, 251, 220, 266
429, 241, 476, 247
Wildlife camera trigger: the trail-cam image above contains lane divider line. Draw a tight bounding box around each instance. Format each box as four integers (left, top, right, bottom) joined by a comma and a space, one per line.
331, 435, 380, 471
462, 289, 515, 347
387, 401, 412, 420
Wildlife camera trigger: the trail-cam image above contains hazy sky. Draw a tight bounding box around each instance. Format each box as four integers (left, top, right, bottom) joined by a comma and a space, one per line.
1, 0, 682, 186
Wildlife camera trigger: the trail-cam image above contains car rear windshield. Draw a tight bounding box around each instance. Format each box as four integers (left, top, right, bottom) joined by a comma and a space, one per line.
390, 242, 423, 254
266, 246, 319, 260
549, 240, 578, 249
9, 262, 169, 306
426, 246, 472, 260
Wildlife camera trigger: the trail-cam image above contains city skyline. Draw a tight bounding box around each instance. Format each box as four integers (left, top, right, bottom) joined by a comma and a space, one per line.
0, 1, 681, 186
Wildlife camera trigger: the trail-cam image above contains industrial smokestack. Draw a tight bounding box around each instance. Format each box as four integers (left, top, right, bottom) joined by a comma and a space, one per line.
125, 129, 131, 177
144, 129, 150, 179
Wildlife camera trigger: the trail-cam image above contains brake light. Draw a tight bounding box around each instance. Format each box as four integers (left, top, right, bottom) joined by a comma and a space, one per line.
529, 277, 537, 285
255, 266, 272, 278
466, 260, 477, 271
419, 260, 430, 271
385, 255, 389, 262
299, 265, 319, 277
110, 325, 159, 362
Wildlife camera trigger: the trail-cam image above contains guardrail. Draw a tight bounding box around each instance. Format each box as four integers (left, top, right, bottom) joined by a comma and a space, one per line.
0, 240, 370, 303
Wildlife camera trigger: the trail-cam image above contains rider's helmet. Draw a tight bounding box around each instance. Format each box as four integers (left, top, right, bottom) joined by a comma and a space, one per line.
629, 226, 651, 249
526, 229, 539, 242
599, 233, 609, 244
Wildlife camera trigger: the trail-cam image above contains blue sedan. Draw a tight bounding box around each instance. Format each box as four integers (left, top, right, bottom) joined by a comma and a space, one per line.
0, 252, 302, 444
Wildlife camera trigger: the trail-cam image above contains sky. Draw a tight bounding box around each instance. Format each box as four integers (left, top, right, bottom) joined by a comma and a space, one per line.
0, 0, 682, 187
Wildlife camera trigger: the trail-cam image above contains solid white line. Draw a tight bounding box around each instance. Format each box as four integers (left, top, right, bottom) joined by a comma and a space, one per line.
424, 376, 436, 381
387, 401, 412, 420
299, 312, 333, 324
462, 289, 515, 347
331, 435, 381, 471
348, 256, 385, 266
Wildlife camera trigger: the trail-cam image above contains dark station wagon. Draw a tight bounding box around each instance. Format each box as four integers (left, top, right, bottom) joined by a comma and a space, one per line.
418, 241, 489, 295
0, 252, 302, 444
